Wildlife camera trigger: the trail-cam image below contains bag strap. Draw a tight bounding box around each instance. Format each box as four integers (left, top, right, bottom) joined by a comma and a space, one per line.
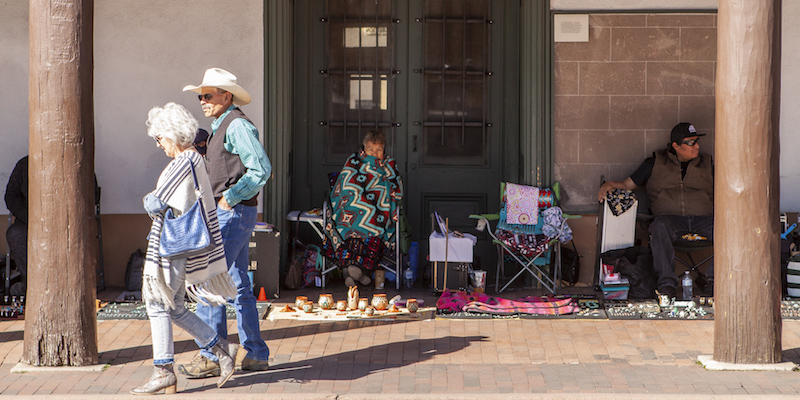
187, 158, 200, 191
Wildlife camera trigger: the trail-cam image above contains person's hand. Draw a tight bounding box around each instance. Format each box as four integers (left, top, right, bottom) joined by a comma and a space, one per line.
597, 182, 614, 203
597, 177, 636, 202
218, 196, 233, 211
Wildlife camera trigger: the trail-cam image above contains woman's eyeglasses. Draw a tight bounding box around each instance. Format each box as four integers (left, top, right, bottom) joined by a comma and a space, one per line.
154, 136, 162, 145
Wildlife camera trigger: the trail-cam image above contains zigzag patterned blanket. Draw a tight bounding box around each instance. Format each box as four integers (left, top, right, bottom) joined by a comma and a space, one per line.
437, 288, 580, 315
326, 153, 403, 270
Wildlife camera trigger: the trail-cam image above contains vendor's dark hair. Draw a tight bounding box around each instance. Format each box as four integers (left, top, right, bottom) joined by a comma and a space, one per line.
363, 130, 386, 146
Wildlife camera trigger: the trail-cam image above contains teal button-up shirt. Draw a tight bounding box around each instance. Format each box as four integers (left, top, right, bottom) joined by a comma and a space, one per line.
211, 105, 272, 207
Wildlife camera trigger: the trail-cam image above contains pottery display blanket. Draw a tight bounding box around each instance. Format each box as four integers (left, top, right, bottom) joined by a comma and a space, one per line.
268, 307, 435, 322
505, 183, 539, 225
436, 288, 579, 315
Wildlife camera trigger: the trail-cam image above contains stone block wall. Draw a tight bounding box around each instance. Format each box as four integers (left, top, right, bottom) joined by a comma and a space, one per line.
554, 13, 717, 212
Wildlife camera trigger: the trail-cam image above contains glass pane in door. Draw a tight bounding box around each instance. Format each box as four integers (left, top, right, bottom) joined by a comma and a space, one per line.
324, 0, 395, 164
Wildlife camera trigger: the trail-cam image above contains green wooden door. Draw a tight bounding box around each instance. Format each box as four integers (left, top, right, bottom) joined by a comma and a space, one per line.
292, 0, 521, 272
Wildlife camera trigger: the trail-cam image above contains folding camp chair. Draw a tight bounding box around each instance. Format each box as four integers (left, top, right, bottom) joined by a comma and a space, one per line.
471, 182, 575, 294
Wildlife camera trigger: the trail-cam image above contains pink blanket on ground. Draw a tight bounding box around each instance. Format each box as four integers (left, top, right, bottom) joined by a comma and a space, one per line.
436, 288, 579, 315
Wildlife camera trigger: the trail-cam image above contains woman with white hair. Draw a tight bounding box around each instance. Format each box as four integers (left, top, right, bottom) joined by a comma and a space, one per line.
131, 102, 238, 395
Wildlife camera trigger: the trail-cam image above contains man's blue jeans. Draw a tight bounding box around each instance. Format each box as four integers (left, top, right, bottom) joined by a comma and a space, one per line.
196, 203, 270, 362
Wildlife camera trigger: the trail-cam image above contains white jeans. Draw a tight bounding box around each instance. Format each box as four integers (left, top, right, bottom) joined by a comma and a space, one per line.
145, 258, 219, 365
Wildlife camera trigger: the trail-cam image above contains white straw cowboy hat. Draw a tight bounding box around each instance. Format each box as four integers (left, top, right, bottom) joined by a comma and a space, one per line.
183, 68, 252, 106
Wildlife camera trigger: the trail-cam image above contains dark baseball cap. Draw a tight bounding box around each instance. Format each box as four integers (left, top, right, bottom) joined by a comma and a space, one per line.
670, 122, 705, 143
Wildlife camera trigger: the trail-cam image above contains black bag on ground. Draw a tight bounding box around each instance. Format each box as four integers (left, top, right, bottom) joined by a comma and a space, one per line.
600, 246, 656, 299
125, 249, 145, 291
561, 241, 581, 286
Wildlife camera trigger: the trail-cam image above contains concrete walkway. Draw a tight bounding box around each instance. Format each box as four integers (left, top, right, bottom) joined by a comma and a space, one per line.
3, 308, 800, 398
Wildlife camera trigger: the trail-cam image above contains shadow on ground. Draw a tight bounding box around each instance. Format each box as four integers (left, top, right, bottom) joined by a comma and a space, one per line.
179, 335, 489, 393
99, 319, 436, 365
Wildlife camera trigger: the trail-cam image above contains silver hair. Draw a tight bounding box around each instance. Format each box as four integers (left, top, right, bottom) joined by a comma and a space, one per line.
362, 130, 386, 146
146, 102, 198, 147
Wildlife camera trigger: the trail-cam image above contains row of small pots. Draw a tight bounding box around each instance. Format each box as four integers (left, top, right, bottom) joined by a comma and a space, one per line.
295, 294, 419, 314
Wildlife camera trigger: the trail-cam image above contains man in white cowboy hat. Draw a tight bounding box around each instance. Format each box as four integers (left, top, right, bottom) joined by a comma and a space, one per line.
178, 68, 271, 376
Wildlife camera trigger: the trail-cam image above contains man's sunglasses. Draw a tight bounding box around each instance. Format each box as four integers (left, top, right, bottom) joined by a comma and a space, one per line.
197, 93, 224, 101
681, 138, 699, 146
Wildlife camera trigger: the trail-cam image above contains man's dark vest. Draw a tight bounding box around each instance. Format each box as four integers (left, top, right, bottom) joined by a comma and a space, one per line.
646, 149, 713, 216
206, 108, 258, 206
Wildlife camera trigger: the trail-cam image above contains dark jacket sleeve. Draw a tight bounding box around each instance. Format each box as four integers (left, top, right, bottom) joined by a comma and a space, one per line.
4, 156, 28, 224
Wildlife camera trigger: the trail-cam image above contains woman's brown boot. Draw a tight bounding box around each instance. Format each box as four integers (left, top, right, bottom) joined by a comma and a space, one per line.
130, 363, 177, 395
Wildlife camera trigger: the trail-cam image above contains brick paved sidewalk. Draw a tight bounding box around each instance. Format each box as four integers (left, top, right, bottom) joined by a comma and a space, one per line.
2, 315, 800, 398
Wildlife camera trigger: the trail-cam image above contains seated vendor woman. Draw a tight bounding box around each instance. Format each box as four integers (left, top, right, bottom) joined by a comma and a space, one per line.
327, 130, 404, 287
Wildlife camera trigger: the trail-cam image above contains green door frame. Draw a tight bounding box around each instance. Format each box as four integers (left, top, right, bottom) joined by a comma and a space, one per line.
263, 2, 293, 267
520, 0, 554, 187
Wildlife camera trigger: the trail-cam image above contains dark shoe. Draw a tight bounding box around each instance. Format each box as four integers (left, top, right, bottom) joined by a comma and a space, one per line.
241, 357, 270, 371
131, 364, 177, 395
177, 352, 220, 378
658, 286, 677, 299
211, 338, 239, 388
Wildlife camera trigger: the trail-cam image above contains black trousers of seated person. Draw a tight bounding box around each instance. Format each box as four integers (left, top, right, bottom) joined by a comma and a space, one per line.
648, 215, 714, 292
6, 220, 27, 280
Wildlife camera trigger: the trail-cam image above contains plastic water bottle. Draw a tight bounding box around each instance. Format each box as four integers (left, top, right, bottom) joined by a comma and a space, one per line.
682, 271, 693, 300
409, 242, 419, 275
404, 267, 414, 288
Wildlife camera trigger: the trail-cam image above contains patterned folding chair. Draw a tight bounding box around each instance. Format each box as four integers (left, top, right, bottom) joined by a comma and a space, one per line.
471, 182, 575, 294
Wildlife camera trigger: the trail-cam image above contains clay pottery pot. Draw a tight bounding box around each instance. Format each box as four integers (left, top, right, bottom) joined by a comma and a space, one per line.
365, 306, 375, 316
358, 297, 369, 311
336, 300, 347, 312
318, 294, 334, 310
347, 286, 359, 310
302, 301, 314, 313
406, 298, 419, 313
295, 296, 308, 309
372, 294, 388, 311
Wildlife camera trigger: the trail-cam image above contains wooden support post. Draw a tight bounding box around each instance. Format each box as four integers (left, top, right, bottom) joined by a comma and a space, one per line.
714, 0, 782, 364
24, 0, 98, 366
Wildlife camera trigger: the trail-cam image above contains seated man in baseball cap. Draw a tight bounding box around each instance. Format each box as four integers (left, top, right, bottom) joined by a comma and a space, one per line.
598, 122, 714, 299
